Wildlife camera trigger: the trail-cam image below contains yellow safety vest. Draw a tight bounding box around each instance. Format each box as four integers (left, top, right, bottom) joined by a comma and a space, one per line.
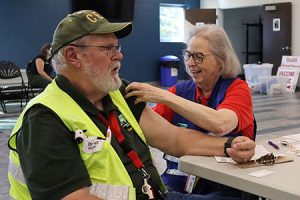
8, 80, 165, 200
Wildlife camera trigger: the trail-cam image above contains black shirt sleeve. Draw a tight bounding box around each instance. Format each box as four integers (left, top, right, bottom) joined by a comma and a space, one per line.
16, 104, 91, 200
119, 79, 146, 122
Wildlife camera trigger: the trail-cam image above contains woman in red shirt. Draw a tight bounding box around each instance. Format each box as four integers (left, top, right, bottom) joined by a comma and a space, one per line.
126, 24, 256, 199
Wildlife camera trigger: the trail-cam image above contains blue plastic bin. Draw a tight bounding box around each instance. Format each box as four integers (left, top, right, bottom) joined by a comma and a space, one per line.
160, 55, 180, 87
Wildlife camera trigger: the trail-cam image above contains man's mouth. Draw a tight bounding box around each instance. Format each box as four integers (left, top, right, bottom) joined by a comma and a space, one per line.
111, 63, 121, 74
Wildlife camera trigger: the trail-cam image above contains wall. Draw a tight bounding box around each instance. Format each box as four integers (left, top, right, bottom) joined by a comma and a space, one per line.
121, 0, 200, 82
201, 0, 300, 58
223, 7, 263, 66
0, 0, 71, 68
0, 0, 200, 83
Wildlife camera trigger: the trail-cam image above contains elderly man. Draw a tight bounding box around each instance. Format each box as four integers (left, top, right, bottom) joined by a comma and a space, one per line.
8, 10, 255, 200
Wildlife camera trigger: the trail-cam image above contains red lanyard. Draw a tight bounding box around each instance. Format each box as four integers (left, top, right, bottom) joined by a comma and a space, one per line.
97, 112, 144, 170
98, 112, 160, 199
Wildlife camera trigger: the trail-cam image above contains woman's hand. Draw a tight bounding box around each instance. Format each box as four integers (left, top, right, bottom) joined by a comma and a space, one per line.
226, 136, 256, 163
125, 82, 170, 104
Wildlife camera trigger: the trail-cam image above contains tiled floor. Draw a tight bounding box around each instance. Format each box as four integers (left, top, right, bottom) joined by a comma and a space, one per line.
1, 92, 300, 199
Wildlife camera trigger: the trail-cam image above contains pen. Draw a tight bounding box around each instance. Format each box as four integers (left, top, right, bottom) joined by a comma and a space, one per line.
268, 141, 280, 150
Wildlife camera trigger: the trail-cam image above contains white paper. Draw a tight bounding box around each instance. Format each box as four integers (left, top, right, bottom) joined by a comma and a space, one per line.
83, 136, 104, 154
282, 133, 300, 142
249, 169, 275, 178
252, 145, 270, 160
286, 143, 300, 156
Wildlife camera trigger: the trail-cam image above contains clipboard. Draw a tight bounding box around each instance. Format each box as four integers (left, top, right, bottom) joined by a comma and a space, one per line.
237, 153, 294, 169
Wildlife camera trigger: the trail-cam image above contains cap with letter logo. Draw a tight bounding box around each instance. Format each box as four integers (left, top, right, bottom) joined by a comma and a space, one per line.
51, 10, 132, 55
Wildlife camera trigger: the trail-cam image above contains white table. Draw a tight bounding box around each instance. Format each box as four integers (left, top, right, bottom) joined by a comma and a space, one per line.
179, 135, 300, 200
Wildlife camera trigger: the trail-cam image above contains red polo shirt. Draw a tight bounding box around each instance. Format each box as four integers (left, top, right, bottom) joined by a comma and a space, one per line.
153, 79, 255, 140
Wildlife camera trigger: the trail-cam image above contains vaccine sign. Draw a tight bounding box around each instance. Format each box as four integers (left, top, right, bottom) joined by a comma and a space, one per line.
277, 56, 300, 92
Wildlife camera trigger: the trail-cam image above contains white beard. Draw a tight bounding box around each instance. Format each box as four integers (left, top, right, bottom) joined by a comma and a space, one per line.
83, 62, 122, 93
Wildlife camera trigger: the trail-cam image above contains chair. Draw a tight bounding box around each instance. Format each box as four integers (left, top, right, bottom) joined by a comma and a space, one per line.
0, 60, 28, 113
25, 60, 44, 99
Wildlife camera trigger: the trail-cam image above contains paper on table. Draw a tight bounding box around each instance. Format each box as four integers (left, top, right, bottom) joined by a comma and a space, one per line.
248, 169, 275, 178
281, 134, 300, 156
286, 143, 300, 156
282, 133, 300, 141
214, 145, 270, 163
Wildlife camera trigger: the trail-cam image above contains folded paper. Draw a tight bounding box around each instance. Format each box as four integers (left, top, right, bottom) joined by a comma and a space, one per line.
237, 153, 293, 169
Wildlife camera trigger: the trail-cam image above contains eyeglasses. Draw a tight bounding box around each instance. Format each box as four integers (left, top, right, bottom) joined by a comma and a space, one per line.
182, 49, 212, 64
69, 44, 121, 58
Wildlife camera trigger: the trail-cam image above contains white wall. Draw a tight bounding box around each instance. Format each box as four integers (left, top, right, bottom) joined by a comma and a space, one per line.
201, 0, 300, 57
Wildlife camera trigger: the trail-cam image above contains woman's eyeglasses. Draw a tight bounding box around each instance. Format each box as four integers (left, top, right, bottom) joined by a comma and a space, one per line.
182, 50, 212, 64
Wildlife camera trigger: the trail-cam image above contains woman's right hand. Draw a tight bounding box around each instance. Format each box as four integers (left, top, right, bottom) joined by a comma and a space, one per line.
125, 82, 170, 104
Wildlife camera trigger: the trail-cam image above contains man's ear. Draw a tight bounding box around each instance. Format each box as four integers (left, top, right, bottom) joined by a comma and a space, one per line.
63, 46, 82, 69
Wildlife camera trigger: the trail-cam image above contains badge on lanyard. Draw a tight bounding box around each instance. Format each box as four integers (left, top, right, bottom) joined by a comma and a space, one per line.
184, 174, 197, 193
83, 136, 104, 154
118, 113, 133, 132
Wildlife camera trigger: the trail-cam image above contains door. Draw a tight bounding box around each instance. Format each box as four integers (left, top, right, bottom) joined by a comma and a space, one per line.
185, 9, 216, 25
262, 2, 292, 75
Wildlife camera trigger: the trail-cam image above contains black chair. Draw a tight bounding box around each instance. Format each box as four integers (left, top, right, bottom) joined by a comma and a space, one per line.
0, 60, 28, 113
26, 60, 44, 99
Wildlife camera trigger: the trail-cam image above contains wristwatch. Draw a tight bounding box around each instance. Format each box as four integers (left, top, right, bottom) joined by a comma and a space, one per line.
224, 137, 235, 157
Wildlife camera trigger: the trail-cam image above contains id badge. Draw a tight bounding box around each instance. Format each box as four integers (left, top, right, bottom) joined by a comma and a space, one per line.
83, 136, 104, 154
184, 174, 196, 193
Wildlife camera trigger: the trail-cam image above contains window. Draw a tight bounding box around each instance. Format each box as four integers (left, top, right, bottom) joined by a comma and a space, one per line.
160, 4, 185, 43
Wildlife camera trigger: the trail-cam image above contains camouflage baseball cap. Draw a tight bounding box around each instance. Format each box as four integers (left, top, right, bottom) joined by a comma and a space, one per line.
51, 10, 132, 55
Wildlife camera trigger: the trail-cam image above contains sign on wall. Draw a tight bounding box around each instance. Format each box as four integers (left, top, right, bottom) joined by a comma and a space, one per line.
273, 18, 280, 31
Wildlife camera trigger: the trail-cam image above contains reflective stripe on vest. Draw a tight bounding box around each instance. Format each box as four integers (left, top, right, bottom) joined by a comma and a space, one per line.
8, 158, 25, 184
8, 156, 132, 200
90, 183, 129, 200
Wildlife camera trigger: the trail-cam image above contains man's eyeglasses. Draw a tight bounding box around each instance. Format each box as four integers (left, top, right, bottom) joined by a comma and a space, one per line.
182, 50, 212, 64
69, 44, 121, 58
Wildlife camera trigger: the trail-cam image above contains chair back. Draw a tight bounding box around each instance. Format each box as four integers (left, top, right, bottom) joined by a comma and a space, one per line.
0, 60, 27, 112
0, 60, 23, 80
25, 60, 44, 98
